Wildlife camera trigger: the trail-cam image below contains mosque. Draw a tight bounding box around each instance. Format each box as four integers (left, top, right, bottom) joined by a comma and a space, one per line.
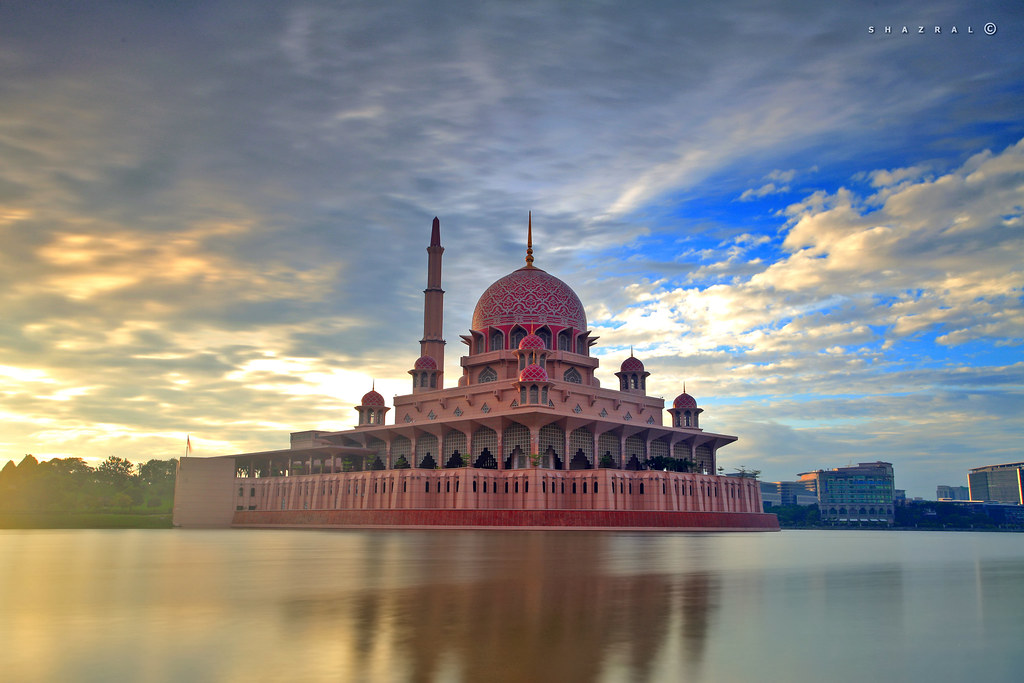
172, 217, 778, 530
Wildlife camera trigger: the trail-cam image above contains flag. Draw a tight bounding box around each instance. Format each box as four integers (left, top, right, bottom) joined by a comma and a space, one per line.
186, 435, 192, 458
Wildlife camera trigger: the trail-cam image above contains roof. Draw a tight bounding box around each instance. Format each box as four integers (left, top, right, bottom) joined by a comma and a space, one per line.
472, 266, 587, 331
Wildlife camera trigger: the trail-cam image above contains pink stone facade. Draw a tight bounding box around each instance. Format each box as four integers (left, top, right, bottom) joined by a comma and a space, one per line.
173, 216, 777, 531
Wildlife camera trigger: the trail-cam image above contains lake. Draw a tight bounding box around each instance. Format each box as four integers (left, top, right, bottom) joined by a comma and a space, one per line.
2, 529, 1022, 682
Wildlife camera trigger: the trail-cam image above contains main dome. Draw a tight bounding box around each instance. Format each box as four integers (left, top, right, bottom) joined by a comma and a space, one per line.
472, 266, 587, 331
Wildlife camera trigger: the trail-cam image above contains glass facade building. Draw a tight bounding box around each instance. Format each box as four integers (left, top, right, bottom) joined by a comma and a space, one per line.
968, 462, 1024, 504
798, 461, 895, 525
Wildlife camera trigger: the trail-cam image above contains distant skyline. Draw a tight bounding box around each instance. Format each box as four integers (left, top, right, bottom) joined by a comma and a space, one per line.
1, 1, 1021, 498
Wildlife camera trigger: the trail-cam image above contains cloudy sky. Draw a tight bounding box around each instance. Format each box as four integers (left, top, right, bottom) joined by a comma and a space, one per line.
1, 1, 1021, 498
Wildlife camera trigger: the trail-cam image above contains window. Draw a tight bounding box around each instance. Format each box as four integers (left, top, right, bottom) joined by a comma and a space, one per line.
563, 367, 582, 383
510, 327, 526, 348
489, 330, 504, 351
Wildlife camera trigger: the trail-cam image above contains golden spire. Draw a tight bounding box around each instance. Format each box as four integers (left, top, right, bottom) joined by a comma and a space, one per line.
525, 211, 534, 267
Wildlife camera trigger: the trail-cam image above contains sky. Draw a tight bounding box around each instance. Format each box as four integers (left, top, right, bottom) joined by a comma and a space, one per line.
1, 1, 1021, 499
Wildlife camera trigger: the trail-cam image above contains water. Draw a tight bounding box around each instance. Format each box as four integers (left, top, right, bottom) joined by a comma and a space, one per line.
1, 529, 1022, 682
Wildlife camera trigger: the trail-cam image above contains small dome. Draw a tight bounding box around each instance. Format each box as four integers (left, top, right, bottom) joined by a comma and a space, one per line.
361, 389, 385, 407
519, 333, 545, 350
673, 392, 698, 410
620, 355, 645, 373
519, 364, 549, 382
413, 355, 438, 370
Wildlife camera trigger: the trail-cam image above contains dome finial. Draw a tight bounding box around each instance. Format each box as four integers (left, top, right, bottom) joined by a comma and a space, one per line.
525, 211, 535, 267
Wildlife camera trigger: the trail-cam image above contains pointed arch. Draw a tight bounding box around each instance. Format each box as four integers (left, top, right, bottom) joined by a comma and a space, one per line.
489, 329, 504, 351
536, 326, 552, 349
509, 325, 527, 349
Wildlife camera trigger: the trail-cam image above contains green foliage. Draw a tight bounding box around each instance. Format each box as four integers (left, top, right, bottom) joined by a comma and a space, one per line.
98, 456, 136, 485
732, 466, 761, 479
598, 453, 617, 468
643, 456, 694, 472
393, 455, 410, 469
0, 455, 178, 522
768, 504, 821, 528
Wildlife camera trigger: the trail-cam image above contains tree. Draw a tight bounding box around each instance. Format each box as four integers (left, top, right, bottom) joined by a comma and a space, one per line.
732, 466, 761, 480
139, 459, 177, 486
0, 460, 17, 482
17, 454, 39, 475
97, 456, 136, 486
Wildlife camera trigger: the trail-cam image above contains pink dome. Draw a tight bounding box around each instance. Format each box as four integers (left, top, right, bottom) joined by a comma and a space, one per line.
620, 356, 645, 373
413, 355, 437, 370
519, 333, 545, 350
519, 363, 549, 382
673, 392, 698, 409
361, 389, 385, 407
472, 266, 587, 331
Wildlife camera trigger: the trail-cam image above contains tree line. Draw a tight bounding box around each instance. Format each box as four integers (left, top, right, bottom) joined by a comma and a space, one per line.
0, 455, 177, 514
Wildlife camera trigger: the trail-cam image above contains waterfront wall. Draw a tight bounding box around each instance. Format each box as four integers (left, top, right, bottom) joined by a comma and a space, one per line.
172, 457, 237, 527
232, 507, 779, 530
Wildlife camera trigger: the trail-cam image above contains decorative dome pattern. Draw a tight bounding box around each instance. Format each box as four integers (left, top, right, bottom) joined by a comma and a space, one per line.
519, 333, 545, 350
673, 392, 698, 409
620, 356, 645, 373
519, 364, 549, 382
472, 267, 587, 331
413, 355, 438, 370
361, 389, 385, 407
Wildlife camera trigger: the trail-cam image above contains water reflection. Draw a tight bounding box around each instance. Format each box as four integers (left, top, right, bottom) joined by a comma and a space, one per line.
3, 529, 1023, 682
282, 532, 721, 682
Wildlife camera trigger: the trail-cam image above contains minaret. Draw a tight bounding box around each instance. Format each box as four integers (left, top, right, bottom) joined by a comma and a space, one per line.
418, 216, 445, 390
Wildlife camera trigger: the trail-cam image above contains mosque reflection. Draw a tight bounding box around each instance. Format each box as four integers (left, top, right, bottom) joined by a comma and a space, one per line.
282, 532, 720, 681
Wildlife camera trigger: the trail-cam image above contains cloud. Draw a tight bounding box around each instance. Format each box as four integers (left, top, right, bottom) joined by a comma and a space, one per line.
739, 182, 789, 201
0, 1, 1021, 498
593, 139, 1024, 493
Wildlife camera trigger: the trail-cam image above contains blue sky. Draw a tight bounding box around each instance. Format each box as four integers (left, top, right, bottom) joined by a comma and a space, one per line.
0, 1, 1021, 498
